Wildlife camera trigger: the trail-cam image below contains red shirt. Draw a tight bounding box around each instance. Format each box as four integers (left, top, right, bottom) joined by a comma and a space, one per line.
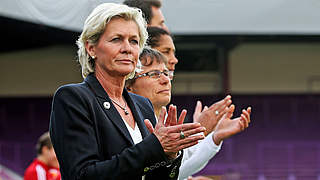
24, 159, 61, 180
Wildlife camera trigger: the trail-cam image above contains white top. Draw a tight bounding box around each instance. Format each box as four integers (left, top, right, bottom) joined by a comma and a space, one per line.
123, 120, 143, 145
178, 132, 223, 180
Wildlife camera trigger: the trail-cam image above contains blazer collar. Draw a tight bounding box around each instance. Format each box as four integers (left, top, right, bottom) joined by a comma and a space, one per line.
85, 73, 149, 144
85, 73, 109, 99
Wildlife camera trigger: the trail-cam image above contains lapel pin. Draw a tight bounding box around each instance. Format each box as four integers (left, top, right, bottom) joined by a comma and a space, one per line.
103, 102, 110, 109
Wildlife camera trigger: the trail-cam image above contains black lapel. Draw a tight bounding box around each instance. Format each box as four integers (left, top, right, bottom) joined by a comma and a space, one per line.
85, 74, 134, 145
124, 90, 150, 139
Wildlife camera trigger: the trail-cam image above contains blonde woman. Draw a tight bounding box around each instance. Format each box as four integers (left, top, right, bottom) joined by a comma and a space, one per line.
49, 3, 205, 180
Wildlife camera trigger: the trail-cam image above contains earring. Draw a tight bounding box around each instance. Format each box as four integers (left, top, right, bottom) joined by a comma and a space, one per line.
91, 55, 96, 59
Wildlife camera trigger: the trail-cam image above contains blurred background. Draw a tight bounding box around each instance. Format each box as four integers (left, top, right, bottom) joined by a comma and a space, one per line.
1, 0, 320, 179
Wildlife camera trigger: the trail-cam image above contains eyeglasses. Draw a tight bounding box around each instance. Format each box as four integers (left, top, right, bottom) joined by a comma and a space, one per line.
135, 70, 174, 80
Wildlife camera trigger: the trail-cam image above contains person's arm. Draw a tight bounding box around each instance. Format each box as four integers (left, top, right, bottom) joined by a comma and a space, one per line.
178, 132, 222, 180
50, 86, 171, 180
179, 105, 252, 180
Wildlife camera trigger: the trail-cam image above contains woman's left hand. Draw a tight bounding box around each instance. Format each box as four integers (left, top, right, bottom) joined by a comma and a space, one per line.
212, 105, 252, 145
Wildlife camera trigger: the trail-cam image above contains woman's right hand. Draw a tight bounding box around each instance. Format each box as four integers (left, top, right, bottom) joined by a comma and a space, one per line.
193, 95, 232, 136
144, 106, 205, 159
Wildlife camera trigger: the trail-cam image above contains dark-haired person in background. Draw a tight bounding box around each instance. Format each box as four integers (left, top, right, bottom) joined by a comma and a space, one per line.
123, 0, 169, 32
146, 26, 178, 71
24, 132, 61, 180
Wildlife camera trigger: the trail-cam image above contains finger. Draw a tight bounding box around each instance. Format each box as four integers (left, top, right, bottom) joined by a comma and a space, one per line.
177, 135, 205, 147
208, 98, 225, 111
225, 104, 235, 119
216, 99, 232, 116
209, 95, 232, 111
247, 107, 252, 123
223, 99, 233, 109
158, 106, 167, 126
241, 114, 249, 128
207, 97, 232, 123
194, 100, 202, 114
167, 122, 202, 133
165, 126, 205, 144
172, 105, 178, 126
223, 95, 232, 106
229, 104, 235, 113
242, 109, 251, 123
238, 119, 245, 131
163, 134, 205, 153
247, 107, 251, 118
183, 126, 206, 137
178, 109, 187, 125
225, 95, 232, 100
144, 119, 154, 133
165, 105, 174, 127
222, 107, 232, 120
203, 106, 208, 110
168, 105, 178, 126
212, 100, 232, 124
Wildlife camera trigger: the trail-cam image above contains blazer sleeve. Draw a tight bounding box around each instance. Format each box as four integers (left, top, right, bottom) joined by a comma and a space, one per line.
49, 85, 172, 180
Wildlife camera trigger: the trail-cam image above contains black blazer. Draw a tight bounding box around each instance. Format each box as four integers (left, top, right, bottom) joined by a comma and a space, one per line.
49, 74, 182, 180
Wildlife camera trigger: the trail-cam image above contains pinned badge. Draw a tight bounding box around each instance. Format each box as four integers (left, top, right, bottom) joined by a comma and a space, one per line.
103, 102, 110, 109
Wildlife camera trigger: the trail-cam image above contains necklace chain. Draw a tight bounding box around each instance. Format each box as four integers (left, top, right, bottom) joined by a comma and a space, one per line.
110, 98, 129, 115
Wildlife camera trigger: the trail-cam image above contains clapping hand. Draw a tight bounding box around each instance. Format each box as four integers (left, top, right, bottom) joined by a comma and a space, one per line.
144, 105, 206, 159
193, 95, 232, 136
212, 105, 252, 145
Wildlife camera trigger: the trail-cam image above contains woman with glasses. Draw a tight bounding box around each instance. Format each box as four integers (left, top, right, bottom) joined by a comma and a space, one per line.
49, 3, 206, 180
126, 47, 174, 118
126, 47, 251, 179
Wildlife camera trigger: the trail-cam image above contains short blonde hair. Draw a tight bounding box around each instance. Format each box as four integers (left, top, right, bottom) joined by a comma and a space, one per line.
76, 3, 148, 79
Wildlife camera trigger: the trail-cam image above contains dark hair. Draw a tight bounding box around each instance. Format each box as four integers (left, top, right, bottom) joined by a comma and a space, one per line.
126, 47, 168, 88
147, 26, 171, 48
123, 0, 161, 24
36, 132, 53, 155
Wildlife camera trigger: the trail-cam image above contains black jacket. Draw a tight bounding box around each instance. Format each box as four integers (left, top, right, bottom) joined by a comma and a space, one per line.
49, 73, 182, 180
